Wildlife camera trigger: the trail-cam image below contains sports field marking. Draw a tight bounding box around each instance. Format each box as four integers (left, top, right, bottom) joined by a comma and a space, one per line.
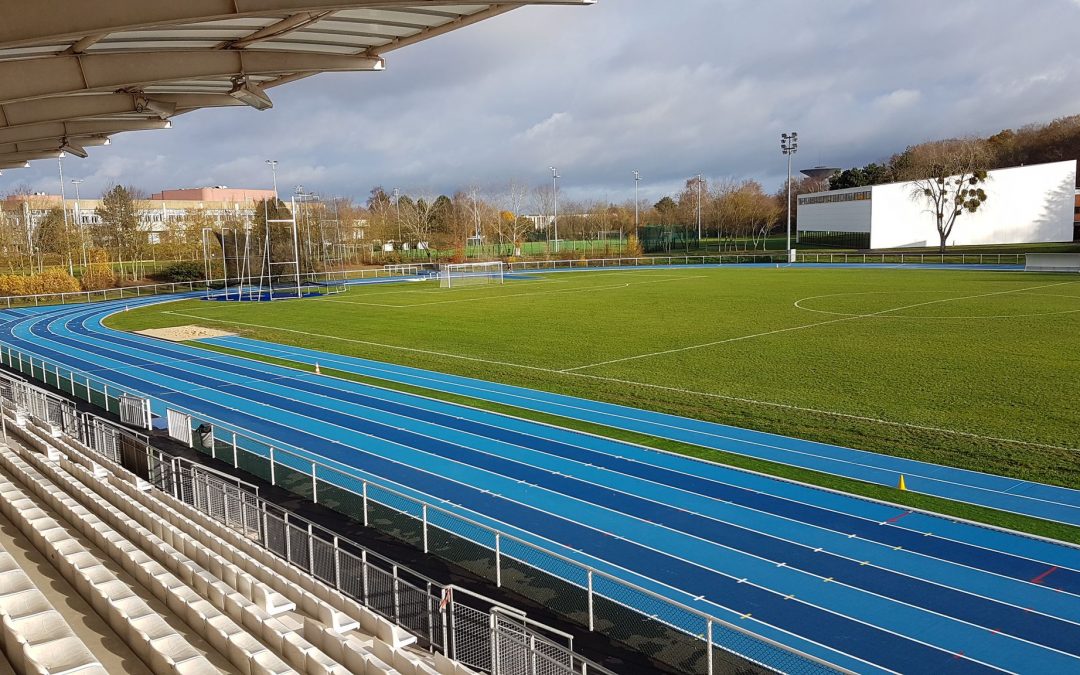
39, 311, 1080, 669
75, 308, 1080, 536
49, 319, 1069, 670
163, 310, 561, 373
563, 280, 1079, 372
315, 275, 705, 309
794, 288, 1080, 320
161, 303, 1080, 456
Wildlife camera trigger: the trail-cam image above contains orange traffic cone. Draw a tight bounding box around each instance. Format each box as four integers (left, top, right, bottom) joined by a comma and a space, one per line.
897, 475, 907, 491
314, 363, 321, 375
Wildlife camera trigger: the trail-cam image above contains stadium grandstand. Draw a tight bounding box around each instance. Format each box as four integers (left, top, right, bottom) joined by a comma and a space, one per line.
0, 1, 594, 170
0, 370, 611, 674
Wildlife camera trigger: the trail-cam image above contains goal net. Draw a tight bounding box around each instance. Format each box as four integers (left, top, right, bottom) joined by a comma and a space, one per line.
440, 261, 505, 288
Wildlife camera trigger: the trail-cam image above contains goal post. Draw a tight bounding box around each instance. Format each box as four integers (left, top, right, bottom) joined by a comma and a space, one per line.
440, 261, 505, 288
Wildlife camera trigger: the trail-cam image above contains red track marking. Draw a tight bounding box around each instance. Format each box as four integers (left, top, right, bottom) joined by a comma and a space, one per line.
1031, 566, 1058, 585
885, 510, 913, 524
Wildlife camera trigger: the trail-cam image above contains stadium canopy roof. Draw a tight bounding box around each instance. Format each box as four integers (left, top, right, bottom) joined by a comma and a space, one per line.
0, 1, 593, 170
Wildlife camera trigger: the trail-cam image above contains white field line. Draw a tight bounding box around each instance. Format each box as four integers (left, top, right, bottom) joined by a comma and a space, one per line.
162, 302, 1080, 457
47, 312, 1056, 668
164, 310, 562, 373
561, 280, 1079, 372
793, 289, 1080, 320
313, 275, 706, 309
31, 318, 925, 674
74, 311, 1080, 543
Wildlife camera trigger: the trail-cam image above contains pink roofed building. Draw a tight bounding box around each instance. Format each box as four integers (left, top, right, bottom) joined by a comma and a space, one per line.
149, 187, 276, 203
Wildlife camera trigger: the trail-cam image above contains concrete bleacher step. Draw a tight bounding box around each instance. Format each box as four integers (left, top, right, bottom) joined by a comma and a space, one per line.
0, 445, 302, 675
0, 464, 205, 675
10, 416, 480, 675
0, 545, 107, 675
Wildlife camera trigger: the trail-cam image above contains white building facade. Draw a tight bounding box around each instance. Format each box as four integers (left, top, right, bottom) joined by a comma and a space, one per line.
796, 160, 1078, 249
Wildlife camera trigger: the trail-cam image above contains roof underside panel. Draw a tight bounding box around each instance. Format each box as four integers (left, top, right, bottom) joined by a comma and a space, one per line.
0, 1, 594, 168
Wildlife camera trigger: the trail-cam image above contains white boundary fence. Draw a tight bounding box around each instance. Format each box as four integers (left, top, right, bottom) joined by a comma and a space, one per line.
0, 252, 1035, 309
794, 252, 1024, 265
0, 369, 615, 675
0, 267, 423, 309
0, 339, 850, 675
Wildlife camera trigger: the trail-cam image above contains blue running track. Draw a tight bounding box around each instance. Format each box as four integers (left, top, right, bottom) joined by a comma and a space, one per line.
0, 280, 1078, 674
203, 335, 1080, 527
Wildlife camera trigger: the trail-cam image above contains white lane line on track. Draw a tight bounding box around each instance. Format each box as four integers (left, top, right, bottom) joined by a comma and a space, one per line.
59, 319, 1080, 618
12, 302, 1075, 669
562, 280, 1080, 372
32, 317, 1055, 670
160, 303, 1080, 459
22, 312, 917, 674
73, 311, 1080, 579
195, 336, 1080, 530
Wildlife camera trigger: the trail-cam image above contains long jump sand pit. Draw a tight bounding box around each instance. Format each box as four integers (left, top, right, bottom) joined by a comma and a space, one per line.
134, 325, 237, 342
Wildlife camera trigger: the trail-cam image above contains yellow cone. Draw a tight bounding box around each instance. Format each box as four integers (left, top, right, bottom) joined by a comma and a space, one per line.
897, 475, 907, 491
314, 363, 321, 375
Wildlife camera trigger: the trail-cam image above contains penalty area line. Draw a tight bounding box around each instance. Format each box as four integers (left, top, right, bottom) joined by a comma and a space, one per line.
564, 279, 1080, 372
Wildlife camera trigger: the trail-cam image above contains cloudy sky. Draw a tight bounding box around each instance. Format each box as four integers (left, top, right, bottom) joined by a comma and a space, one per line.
6, 0, 1080, 205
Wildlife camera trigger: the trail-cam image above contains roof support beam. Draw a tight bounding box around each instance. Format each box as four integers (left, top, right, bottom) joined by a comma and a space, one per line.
0, 2, 595, 49
0, 119, 170, 146
0, 154, 59, 168
0, 50, 383, 106
221, 12, 332, 49
0, 93, 240, 128
0, 136, 110, 157
62, 33, 108, 54
371, 3, 517, 55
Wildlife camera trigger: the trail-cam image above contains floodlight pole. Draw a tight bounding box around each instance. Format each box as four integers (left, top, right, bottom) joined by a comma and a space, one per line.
781, 132, 798, 254
265, 160, 279, 199
392, 188, 401, 244
550, 167, 560, 253
200, 226, 214, 296
633, 171, 641, 230
57, 154, 73, 276
71, 179, 86, 267
696, 174, 703, 244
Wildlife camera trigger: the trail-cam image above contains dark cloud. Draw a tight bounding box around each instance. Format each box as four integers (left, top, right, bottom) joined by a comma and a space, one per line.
7, 0, 1080, 206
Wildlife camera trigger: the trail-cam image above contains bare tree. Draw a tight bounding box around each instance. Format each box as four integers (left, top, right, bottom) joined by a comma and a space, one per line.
499, 180, 532, 255
906, 139, 990, 252
532, 185, 554, 246
399, 190, 440, 249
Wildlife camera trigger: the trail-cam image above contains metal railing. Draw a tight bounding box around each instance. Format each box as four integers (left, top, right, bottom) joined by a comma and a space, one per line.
508, 254, 787, 271
794, 252, 1025, 266
0, 267, 425, 309
0, 368, 612, 675
0, 251, 1034, 310
0, 338, 851, 675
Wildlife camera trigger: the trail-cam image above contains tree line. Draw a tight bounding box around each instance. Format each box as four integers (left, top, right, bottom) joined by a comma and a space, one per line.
830, 114, 1080, 190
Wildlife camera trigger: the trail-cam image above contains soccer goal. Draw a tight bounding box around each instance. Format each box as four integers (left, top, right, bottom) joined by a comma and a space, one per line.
440, 261, 505, 288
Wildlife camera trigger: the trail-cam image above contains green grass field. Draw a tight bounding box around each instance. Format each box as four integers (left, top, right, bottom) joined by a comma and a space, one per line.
106, 266, 1080, 496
